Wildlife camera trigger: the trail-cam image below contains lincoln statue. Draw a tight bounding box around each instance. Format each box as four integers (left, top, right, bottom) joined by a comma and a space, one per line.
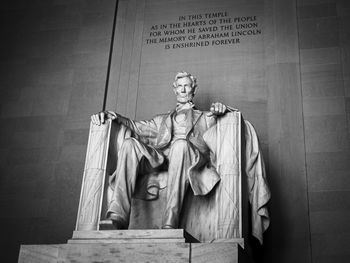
91, 71, 236, 229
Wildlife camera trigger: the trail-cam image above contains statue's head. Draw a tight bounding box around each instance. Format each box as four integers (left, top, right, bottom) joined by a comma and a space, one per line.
173, 71, 197, 104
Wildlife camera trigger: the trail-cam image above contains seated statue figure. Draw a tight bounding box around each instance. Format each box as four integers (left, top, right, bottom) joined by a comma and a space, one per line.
91, 71, 235, 229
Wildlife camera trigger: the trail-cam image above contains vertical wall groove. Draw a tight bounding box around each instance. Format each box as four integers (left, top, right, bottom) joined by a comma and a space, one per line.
295, 3, 314, 263
103, 0, 120, 111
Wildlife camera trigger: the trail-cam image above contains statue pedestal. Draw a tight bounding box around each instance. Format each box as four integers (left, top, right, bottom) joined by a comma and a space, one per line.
19, 229, 248, 263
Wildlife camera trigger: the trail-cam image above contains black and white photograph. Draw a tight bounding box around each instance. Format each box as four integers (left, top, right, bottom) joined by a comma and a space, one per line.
0, 0, 349, 262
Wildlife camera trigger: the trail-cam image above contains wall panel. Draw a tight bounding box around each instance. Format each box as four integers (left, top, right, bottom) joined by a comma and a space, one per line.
297, 0, 350, 262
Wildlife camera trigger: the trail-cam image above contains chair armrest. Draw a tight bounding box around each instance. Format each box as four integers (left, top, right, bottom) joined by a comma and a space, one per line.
75, 119, 132, 231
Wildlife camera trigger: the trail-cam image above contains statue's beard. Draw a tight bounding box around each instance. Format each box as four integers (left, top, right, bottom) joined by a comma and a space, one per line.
176, 94, 194, 104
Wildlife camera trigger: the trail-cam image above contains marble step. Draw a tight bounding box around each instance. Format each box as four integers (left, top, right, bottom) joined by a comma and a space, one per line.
19, 241, 243, 263
19, 229, 248, 262
70, 229, 199, 243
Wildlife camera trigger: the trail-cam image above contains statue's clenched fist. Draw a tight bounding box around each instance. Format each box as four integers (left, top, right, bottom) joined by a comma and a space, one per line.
207, 102, 227, 117
91, 111, 118, 126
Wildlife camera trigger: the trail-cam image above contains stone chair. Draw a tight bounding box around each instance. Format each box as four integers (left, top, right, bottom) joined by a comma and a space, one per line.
74, 111, 270, 245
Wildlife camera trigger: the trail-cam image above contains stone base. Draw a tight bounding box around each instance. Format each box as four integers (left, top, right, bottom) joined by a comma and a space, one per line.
18, 230, 248, 263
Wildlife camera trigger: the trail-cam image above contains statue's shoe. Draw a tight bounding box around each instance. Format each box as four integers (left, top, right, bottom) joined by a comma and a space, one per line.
161, 225, 175, 229
107, 212, 128, 229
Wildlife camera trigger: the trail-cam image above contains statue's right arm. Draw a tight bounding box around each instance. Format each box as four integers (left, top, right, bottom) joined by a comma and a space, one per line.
91, 110, 118, 126
91, 111, 160, 138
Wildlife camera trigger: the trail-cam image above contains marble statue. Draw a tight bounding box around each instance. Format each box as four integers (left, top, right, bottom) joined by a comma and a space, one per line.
90, 71, 270, 244
91, 71, 232, 229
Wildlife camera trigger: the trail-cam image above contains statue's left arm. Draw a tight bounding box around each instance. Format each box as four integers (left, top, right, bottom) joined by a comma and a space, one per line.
203, 106, 271, 244
205, 102, 238, 128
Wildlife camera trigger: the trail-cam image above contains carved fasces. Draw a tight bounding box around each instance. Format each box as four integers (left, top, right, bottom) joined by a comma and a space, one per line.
216, 112, 241, 239
75, 120, 112, 231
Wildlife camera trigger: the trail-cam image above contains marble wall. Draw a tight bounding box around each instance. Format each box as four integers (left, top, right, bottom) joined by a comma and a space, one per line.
297, 0, 350, 262
0, 0, 115, 262
263, 0, 312, 261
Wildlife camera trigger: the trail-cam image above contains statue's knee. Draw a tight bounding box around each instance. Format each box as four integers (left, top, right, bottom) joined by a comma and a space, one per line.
121, 138, 138, 151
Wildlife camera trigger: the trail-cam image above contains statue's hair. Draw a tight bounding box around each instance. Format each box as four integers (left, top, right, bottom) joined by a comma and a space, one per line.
173, 71, 197, 89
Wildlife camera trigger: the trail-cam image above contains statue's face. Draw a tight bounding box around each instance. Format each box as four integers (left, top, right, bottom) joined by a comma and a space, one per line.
173, 77, 196, 104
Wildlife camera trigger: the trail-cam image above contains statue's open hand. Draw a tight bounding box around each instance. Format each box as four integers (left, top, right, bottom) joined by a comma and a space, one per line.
91, 111, 117, 125
207, 102, 227, 117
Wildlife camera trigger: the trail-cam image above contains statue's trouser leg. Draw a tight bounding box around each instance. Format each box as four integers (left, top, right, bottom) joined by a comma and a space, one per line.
107, 138, 164, 226
162, 139, 195, 228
